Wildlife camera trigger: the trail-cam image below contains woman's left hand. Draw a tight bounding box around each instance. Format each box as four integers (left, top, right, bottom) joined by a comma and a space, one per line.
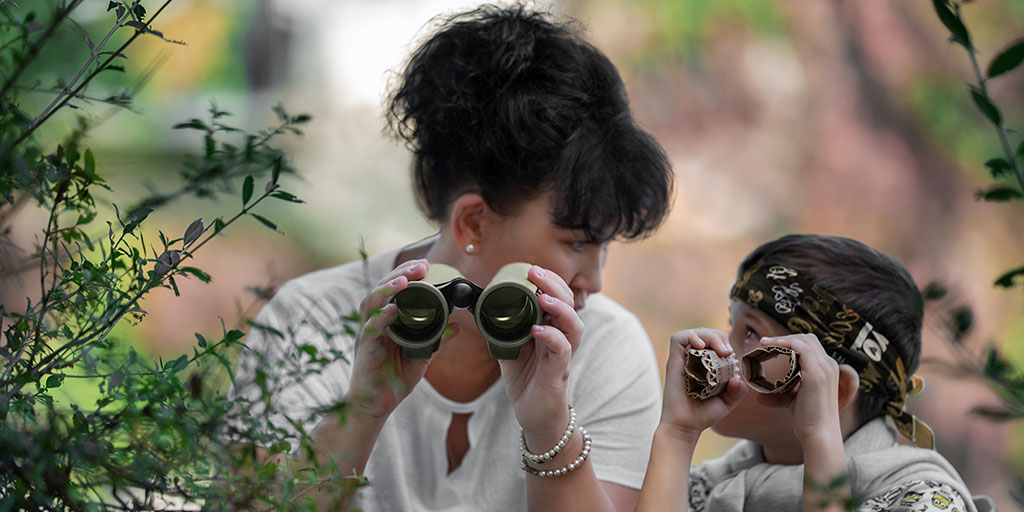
498, 265, 584, 445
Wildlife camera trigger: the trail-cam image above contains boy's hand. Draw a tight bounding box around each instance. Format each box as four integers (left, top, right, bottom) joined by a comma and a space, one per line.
756, 334, 843, 444
757, 334, 851, 512
661, 328, 747, 443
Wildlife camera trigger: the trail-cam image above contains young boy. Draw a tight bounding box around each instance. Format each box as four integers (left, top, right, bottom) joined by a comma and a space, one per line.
637, 234, 981, 512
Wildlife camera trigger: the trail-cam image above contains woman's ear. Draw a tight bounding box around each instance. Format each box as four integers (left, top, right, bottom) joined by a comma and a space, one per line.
837, 364, 860, 411
449, 193, 492, 251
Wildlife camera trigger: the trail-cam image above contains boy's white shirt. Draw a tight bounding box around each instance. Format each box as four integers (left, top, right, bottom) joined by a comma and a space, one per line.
227, 243, 663, 511
689, 417, 977, 512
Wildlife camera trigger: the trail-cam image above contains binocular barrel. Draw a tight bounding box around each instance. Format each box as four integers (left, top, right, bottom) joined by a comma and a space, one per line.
385, 262, 541, 359
475, 262, 542, 359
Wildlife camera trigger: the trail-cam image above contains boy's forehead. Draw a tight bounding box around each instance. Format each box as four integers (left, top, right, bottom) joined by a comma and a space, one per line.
728, 300, 787, 331
728, 300, 759, 319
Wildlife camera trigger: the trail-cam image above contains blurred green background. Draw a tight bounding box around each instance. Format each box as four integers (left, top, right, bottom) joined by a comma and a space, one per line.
4, 0, 1024, 507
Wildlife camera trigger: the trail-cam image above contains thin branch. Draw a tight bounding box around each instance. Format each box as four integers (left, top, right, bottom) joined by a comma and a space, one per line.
0, 0, 85, 102
27, 2, 135, 133
5, 0, 175, 153
956, 3, 1024, 194
3, 184, 281, 398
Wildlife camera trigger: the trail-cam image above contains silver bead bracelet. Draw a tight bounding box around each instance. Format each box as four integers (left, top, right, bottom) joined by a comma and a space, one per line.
520, 426, 592, 478
520, 404, 577, 465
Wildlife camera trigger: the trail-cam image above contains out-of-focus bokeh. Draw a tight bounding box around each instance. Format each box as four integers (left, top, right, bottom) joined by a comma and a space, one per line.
5, 0, 1023, 507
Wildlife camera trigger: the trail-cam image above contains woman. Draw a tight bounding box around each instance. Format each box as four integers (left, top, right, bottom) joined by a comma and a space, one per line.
230, 5, 673, 510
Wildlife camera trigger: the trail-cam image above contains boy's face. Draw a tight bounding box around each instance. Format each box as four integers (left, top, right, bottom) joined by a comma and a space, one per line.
710, 301, 798, 441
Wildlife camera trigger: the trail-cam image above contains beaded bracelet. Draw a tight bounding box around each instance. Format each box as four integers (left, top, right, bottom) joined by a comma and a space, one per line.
520, 404, 577, 465
520, 426, 592, 478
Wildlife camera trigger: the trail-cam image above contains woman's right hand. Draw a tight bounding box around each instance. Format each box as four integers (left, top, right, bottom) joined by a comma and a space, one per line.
345, 259, 456, 419
660, 328, 747, 443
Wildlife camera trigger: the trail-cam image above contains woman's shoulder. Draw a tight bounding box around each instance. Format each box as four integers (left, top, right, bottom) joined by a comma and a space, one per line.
577, 293, 643, 330
570, 293, 658, 381
263, 247, 401, 324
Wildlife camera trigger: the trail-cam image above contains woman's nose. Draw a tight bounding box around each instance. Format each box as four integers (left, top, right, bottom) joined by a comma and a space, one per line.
570, 260, 604, 306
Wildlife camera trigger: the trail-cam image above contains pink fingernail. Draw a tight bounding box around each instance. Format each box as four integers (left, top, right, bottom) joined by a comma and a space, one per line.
532, 325, 544, 334
534, 266, 546, 277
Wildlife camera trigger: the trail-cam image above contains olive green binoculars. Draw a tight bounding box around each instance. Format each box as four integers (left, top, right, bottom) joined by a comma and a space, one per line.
386, 262, 542, 359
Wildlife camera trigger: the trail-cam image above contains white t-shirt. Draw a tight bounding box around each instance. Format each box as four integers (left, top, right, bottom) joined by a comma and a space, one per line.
228, 245, 662, 511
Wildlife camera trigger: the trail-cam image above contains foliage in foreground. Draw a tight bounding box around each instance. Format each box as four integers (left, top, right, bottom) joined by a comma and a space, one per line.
1, 1, 358, 510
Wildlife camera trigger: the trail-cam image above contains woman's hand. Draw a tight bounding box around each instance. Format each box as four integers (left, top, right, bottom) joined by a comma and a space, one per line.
345, 259, 458, 419
498, 265, 584, 443
660, 328, 747, 443
756, 334, 842, 444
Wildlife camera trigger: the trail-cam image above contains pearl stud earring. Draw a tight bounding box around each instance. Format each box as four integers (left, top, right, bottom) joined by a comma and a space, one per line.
465, 244, 476, 254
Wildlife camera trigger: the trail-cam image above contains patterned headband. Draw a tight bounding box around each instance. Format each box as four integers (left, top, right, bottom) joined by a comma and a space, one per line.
730, 259, 934, 449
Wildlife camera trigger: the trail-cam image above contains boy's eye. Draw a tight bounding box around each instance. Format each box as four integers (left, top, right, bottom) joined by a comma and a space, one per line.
569, 241, 586, 253
746, 328, 759, 340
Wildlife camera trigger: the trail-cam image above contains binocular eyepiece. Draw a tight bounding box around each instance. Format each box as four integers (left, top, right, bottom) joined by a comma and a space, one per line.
386, 262, 542, 359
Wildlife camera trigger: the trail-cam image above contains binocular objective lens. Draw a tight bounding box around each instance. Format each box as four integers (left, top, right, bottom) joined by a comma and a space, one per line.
392, 287, 445, 341
479, 288, 536, 342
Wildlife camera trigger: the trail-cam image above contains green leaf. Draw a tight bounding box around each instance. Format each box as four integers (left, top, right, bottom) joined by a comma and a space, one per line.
987, 38, 1024, 78
984, 158, 1011, 178
931, 0, 971, 49
166, 354, 188, 373
260, 461, 278, 480
271, 157, 282, 184
195, 332, 207, 348
270, 191, 304, 203
292, 114, 312, 124
183, 218, 204, 245
242, 175, 254, 205
172, 118, 208, 131
970, 405, 1019, 422
976, 185, 1021, 202
250, 213, 278, 231
969, 86, 1001, 125
98, 65, 125, 74
123, 207, 153, 234
46, 375, 63, 388
84, 148, 95, 176
994, 266, 1024, 288
921, 282, 948, 301
179, 266, 211, 283
951, 306, 973, 343
224, 329, 245, 344
168, 275, 180, 296
984, 346, 1011, 379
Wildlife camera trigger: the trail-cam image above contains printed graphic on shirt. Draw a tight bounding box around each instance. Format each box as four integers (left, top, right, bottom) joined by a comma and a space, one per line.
859, 480, 967, 512
688, 465, 713, 512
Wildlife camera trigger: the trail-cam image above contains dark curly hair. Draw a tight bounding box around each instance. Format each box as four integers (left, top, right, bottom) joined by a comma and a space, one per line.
386, 4, 673, 242
737, 234, 924, 427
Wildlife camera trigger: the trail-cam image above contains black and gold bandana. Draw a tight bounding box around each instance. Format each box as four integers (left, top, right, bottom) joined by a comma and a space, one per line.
730, 259, 934, 449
